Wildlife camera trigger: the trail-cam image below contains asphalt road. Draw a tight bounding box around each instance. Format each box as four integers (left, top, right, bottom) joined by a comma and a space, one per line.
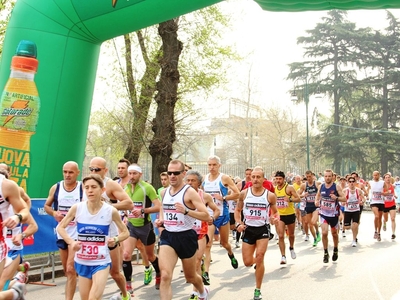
25, 211, 400, 300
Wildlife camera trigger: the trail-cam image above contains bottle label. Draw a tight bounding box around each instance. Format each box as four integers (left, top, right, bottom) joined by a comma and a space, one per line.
0, 90, 40, 132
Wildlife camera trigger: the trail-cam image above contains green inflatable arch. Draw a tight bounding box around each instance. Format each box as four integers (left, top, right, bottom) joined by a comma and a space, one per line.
0, 0, 399, 197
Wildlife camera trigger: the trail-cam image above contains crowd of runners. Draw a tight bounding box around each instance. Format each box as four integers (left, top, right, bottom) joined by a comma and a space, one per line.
0, 156, 398, 300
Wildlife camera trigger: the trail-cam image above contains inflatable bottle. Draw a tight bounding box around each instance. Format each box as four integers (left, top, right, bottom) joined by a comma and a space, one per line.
0, 40, 40, 192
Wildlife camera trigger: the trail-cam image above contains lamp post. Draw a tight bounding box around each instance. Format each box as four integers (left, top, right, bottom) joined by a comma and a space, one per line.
291, 77, 311, 171
244, 123, 258, 167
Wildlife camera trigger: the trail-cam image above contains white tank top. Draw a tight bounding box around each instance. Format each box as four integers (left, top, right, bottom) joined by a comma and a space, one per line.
369, 180, 384, 205
243, 188, 270, 227
344, 189, 360, 212
162, 185, 196, 232
203, 173, 224, 217
6, 205, 22, 251
0, 175, 11, 241
55, 180, 82, 240
74, 202, 113, 266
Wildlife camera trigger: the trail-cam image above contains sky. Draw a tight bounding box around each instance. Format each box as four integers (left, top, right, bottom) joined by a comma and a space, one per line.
92, 0, 400, 128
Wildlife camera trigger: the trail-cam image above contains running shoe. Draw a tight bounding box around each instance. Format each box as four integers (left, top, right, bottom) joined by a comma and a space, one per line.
144, 266, 153, 285
10, 282, 26, 300
275, 233, 279, 240
269, 233, 274, 240
235, 241, 240, 248
373, 231, 378, 239
392, 234, 396, 240
198, 287, 210, 300
126, 285, 134, 296
202, 272, 210, 286
280, 256, 287, 265
189, 294, 199, 300
312, 239, 318, 247
323, 253, 329, 263
290, 249, 296, 259
305, 235, 310, 242
229, 254, 238, 269
342, 231, 346, 238
316, 231, 321, 242
351, 240, 357, 247
254, 288, 262, 300
332, 250, 338, 261
377, 234, 381, 242
155, 273, 161, 290
383, 222, 387, 231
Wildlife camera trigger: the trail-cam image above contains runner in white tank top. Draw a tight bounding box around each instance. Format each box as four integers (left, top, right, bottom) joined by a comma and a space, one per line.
156, 159, 211, 300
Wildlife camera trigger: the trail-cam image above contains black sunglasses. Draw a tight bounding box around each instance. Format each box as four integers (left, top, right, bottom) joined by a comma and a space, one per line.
167, 170, 184, 176
348, 180, 355, 183
89, 167, 103, 172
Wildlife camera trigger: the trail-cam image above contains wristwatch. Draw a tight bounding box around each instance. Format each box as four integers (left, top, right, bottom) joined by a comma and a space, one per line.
184, 208, 189, 215
141, 208, 145, 214
236, 222, 241, 228
222, 196, 226, 201
21, 233, 27, 240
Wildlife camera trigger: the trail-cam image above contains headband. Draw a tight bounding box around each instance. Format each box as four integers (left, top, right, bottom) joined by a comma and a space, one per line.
128, 165, 142, 173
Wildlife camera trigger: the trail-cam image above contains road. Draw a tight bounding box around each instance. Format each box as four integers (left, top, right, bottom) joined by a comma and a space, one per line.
25, 211, 400, 300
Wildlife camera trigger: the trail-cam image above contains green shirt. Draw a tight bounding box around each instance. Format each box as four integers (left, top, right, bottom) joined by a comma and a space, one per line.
125, 180, 159, 227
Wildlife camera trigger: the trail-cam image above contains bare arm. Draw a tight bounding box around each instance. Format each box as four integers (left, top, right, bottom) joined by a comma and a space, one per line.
107, 180, 133, 210
203, 193, 219, 224
268, 192, 279, 225
56, 204, 78, 245
108, 208, 129, 247
234, 190, 245, 226
222, 175, 240, 201
176, 188, 209, 221
12, 213, 38, 246
287, 185, 300, 202
44, 184, 65, 222
3, 179, 29, 228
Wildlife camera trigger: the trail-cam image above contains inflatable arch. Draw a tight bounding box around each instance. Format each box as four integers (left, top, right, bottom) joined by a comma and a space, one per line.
0, 0, 399, 197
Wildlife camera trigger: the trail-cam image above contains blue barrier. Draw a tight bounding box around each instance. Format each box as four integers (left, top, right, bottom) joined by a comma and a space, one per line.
24, 199, 58, 255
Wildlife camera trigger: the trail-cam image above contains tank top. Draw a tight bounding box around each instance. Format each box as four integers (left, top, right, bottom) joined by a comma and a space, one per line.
5, 205, 23, 251
162, 185, 196, 232
369, 180, 384, 205
243, 188, 270, 227
275, 183, 295, 216
75, 202, 113, 266
203, 173, 228, 217
192, 189, 208, 235
305, 181, 318, 208
55, 180, 82, 240
383, 185, 395, 208
319, 182, 339, 217
0, 175, 12, 242
344, 188, 360, 212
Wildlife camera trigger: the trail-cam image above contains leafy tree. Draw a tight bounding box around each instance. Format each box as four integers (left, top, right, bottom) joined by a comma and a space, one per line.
287, 10, 358, 173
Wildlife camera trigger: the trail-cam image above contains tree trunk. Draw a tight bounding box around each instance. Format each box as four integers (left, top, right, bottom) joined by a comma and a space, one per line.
149, 19, 182, 189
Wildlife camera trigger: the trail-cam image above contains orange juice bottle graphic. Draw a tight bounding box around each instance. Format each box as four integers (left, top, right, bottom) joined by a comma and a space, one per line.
0, 40, 40, 192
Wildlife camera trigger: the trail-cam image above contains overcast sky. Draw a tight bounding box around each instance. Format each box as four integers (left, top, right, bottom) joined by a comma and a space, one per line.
93, 0, 400, 127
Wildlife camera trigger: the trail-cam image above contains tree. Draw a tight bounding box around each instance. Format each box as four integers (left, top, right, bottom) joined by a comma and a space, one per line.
287, 10, 358, 173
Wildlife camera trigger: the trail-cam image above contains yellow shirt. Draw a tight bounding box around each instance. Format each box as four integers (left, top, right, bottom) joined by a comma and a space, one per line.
275, 183, 295, 216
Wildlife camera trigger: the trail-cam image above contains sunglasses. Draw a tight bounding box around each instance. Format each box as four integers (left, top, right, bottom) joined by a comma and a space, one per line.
89, 167, 104, 172
348, 180, 355, 183
167, 170, 184, 176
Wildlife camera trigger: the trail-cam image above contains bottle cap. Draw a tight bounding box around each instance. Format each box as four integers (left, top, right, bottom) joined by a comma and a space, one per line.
15, 40, 37, 58
11, 40, 39, 72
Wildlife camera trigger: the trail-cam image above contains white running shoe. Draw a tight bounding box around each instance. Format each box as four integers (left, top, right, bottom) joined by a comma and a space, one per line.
304, 235, 310, 242
351, 240, 357, 247
280, 256, 287, 265
198, 287, 210, 300
290, 249, 296, 259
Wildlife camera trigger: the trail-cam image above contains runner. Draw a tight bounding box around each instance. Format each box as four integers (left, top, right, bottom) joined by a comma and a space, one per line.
122, 164, 161, 293
343, 177, 363, 247
274, 171, 300, 264
185, 170, 219, 300
315, 169, 346, 263
44, 161, 83, 300
156, 159, 210, 300
297, 170, 321, 246
57, 174, 129, 300
366, 171, 385, 242
202, 155, 239, 286
382, 173, 396, 240
89, 157, 134, 299
235, 167, 278, 300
